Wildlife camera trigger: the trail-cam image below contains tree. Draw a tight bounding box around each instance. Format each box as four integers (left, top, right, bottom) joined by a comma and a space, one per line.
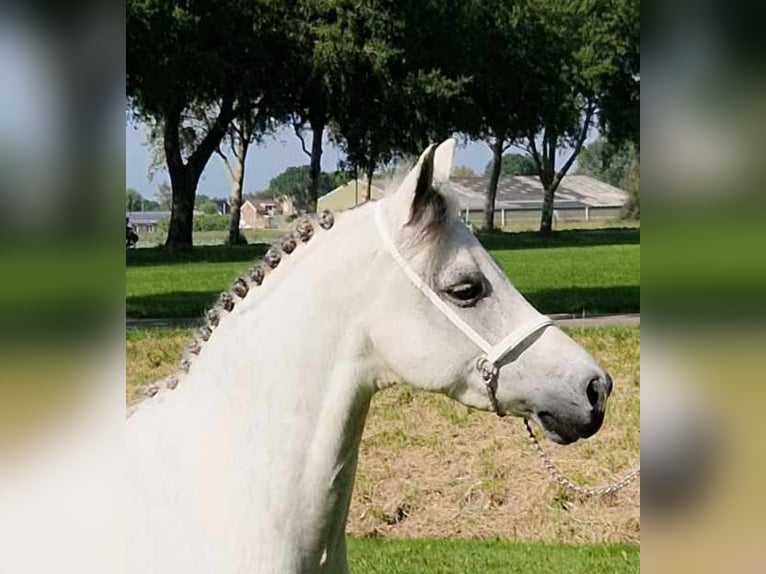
284, 0, 347, 214
458, 0, 543, 230
264, 166, 349, 209
621, 156, 639, 219
482, 153, 538, 177
327, 1, 467, 202
216, 101, 282, 245
127, 0, 287, 250
195, 195, 221, 215
576, 138, 636, 188
154, 181, 172, 211
126, 188, 143, 211
127, 189, 161, 211
452, 166, 477, 178
217, 112, 255, 244
576, 137, 639, 219
457, 0, 638, 233
520, 0, 640, 235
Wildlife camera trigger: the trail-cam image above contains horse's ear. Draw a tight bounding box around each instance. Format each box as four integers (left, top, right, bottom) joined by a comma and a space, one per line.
432, 138, 456, 186
390, 139, 455, 236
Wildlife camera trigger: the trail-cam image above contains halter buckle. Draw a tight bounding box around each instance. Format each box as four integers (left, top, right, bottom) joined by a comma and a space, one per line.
476, 357, 505, 417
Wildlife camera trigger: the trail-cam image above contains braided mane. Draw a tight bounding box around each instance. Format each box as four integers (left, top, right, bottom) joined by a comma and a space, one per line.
128, 209, 337, 414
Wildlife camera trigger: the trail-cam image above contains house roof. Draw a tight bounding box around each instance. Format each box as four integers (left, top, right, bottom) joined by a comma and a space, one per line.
127, 210, 209, 224
448, 175, 628, 210
318, 179, 386, 211
127, 211, 171, 224
243, 198, 285, 214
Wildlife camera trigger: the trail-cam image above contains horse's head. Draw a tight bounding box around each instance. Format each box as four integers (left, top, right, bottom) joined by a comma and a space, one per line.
370, 139, 611, 444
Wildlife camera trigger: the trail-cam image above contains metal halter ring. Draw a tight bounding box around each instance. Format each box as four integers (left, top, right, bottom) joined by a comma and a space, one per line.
476, 356, 505, 418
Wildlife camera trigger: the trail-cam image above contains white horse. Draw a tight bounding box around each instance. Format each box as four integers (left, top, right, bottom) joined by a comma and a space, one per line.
126, 139, 612, 573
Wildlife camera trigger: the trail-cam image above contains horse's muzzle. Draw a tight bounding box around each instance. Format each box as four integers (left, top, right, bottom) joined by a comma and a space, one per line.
537, 372, 613, 444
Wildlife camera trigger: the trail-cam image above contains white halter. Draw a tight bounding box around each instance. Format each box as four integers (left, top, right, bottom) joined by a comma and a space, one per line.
374, 202, 553, 415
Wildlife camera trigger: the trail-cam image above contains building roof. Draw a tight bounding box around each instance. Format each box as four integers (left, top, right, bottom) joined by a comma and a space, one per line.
448, 174, 628, 210
127, 211, 171, 224
127, 210, 209, 224
318, 179, 386, 212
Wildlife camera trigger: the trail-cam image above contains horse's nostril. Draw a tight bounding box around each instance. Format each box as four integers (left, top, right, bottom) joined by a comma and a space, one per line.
586, 377, 607, 409
604, 372, 613, 396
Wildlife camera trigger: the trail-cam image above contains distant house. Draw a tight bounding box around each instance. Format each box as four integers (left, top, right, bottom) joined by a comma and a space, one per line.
126, 211, 170, 233
318, 179, 386, 212
449, 174, 629, 227
240, 196, 296, 229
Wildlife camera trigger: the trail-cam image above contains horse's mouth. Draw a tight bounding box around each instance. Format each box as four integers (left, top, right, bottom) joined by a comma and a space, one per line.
535, 411, 581, 445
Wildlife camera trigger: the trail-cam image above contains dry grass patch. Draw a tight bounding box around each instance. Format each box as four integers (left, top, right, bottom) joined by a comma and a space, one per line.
348, 326, 640, 543
126, 328, 189, 404
125, 326, 640, 543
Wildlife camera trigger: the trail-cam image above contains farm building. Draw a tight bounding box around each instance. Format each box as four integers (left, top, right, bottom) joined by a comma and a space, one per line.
449, 174, 628, 227
318, 174, 626, 225
318, 179, 386, 212
126, 211, 170, 233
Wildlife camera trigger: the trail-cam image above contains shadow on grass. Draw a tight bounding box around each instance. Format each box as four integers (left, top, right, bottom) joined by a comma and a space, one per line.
525, 285, 640, 315
126, 244, 268, 267
127, 286, 639, 319
127, 291, 220, 318
126, 228, 638, 268
477, 227, 640, 251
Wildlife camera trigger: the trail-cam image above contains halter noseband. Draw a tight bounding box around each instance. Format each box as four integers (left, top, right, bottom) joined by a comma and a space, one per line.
374, 203, 553, 417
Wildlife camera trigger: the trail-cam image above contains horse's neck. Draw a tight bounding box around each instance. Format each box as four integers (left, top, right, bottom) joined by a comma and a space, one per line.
130, 206, 383, 572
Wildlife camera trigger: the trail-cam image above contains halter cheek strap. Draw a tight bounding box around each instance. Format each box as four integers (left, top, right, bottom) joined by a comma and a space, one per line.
374, 203, 553, 416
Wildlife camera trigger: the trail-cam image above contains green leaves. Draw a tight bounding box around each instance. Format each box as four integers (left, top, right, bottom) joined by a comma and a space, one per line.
264, 166, 350, 209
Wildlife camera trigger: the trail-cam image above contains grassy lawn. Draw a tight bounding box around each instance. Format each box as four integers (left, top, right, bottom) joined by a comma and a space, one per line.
126, 244, 267, 318
127, 326, 640, 544
347, 538, 639, 574
136, 228, 287, 248
479, 227, 639, 315
126, 226, 639, 318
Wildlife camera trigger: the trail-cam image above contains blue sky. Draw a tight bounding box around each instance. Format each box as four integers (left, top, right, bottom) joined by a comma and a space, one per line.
125, 121, 501, 201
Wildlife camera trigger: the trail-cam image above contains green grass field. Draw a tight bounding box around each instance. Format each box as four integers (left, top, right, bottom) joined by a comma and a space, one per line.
126, 226, 639, 318
126, 244, 267, 318
347, 538, 639, 574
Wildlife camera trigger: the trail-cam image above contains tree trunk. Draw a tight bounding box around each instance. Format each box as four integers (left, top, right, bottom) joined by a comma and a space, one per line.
483, 136, 504, 231
165, 164, 197, 250
307, 114, 325, 214
539, 182, 556, 236
228, 138, 248, 245
163, 108, 196, 251
537, 128, 559, 237
228, 188, 243, 245
365, 163, 374, 202
163, 96, 234, 251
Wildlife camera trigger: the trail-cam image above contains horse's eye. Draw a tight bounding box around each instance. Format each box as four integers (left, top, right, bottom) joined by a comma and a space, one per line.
444, 280, 485, 307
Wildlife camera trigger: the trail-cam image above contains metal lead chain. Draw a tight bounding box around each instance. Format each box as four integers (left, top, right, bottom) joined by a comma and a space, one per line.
523, 419, 640, 498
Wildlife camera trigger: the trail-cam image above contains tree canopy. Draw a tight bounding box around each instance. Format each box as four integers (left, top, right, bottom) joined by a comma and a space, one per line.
126, 188, 158, 211
483, 154, 538, 177
127, 0, 639, 242
452, 166, 478, 178
127, 0, 290, 249
516, 0, 640, 233
263, 166, 351, 209
576, 138, 637, 188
